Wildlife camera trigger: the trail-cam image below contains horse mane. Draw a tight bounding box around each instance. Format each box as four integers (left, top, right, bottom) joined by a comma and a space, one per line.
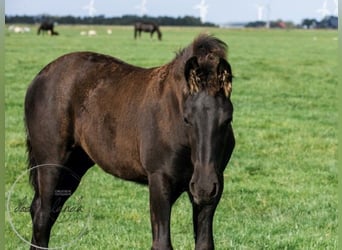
172, 34, 229, 95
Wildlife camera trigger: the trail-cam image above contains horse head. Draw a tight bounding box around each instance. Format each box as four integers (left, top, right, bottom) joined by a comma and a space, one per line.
183, 55, 234, 205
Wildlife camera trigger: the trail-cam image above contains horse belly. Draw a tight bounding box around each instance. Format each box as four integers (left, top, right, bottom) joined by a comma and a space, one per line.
83, 137, 147, 183
102, 157, 147, 184
103, 136, 147, 183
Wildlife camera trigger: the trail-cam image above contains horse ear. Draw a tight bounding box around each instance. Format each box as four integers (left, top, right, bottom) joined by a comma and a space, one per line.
184, 57, 200, 95
217, 58, 233, 98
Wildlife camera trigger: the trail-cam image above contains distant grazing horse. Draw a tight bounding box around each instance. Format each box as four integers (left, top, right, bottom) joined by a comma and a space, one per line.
134, 21, 162, 40
37, 21, 58, 36
25, 34, 235, 250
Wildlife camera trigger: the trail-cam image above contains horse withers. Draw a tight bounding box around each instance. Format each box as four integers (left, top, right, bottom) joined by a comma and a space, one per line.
134, 21, 162, 41
25, 34, 235, 250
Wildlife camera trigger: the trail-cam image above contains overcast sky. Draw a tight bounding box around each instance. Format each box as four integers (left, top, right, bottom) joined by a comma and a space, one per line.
5, 0, 339, 24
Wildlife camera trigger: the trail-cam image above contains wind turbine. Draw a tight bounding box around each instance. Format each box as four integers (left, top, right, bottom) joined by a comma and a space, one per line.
316, 0, 331, 18
194, 0, 209, 23
255, 4, 265, 21
135, 0, 148, 16
83, 0, 97, 17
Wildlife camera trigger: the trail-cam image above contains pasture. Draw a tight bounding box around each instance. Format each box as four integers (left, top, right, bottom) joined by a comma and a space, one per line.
5, 25, 337, 249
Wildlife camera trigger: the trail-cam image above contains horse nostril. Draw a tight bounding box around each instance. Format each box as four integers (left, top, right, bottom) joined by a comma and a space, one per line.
190, 181, 195, 195
210, 183, 218, 198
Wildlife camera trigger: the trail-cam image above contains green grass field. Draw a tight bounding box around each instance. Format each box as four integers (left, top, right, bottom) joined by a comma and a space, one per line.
5, 25, 338, 249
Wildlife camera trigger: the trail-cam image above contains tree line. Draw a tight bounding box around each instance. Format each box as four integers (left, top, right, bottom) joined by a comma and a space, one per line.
5, 14, 217, 27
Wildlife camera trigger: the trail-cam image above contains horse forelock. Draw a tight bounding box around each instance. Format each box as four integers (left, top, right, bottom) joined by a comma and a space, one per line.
173, 34, 229, 96
192, 34, 227, 60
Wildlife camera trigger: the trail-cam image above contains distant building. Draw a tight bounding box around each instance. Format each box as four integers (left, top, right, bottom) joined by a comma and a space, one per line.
219, 22, 247, 29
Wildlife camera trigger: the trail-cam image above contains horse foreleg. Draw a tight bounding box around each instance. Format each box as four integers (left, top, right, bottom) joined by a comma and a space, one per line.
192, 204, 216, 250
148, 173, 173, 250
189, 187, 222, 250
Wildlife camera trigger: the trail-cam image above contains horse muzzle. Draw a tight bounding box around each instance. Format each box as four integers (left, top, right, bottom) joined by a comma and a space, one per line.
189, 166, 220, 205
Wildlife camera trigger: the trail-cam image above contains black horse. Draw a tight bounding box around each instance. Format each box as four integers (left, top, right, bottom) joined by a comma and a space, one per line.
134, 21, 162, 41
25, 34, 235, 250
37, 21, 58, 36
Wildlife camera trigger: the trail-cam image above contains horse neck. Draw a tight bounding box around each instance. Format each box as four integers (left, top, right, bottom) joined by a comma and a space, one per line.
148, 63, 185, 116
156, 29, 161, 36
